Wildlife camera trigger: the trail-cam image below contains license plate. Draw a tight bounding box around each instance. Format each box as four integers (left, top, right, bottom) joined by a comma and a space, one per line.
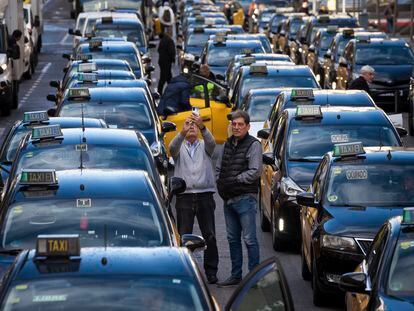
379, 92, 394, 97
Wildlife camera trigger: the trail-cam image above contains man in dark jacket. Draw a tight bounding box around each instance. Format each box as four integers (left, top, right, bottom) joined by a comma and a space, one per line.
157, 31, 176, 94
215, 110, 262, 287
348, 65, 375, 96
157, 73, 191, 116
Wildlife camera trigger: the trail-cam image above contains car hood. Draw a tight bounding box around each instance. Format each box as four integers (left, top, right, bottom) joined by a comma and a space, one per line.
369, 64, 413, 86
287, 161, 319, 190
323, 205, 404, 238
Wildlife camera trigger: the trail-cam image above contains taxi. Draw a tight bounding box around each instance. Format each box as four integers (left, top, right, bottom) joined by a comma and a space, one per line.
0, 236, 294, 311
274, 13, 307, 54
259, 105, 403, 252
290, 14, 358, 65
92, 17, 151, 55
306, 26, 339, 85
341, 208, 414, 310
229, 64, 319, 109
209, 33, 273, 53
298, 145, 414, 305
321, 29, 387, 89
225, 53, 293, 86
74, 40, 145, 79
335, 38, 414, 112
199, 38, 265, 77
0, 112, 107, 190
0, 169, 183, 250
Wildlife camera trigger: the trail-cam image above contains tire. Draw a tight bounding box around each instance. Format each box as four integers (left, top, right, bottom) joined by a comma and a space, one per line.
312, 253, 325, 306
301, 244, 311, 281
271, 207, 286, 251
259, 188, 270, 232
11, 81, 18, 109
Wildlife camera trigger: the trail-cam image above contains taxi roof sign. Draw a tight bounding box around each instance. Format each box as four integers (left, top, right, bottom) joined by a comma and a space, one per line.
213, 35, 226, 43
342, 28, 354, 37
195, 16, 205, 21
291, 89, 315, 100
327, 25, 339, 33
193, 26, 204, 33
78, 62, 97, 73
249, 65, 268, 74
77, 72, 98, 82
76, 54, 93, 62
68, 88, 91, 100
295, 105, 322, 118
20, 169, 57, 186
101, 16, 113, 24
333, 142, 365, 157
23, 111, 49, 123
36, 234, 80, 258
402, 207, 414, 224
89, 40, 103, 49
32, 125, 63, 140
242, 48, 253, 55
239, 56, 255, 65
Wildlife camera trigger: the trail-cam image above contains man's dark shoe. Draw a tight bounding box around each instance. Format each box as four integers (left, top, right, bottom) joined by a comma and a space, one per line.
216, 276, 241, 287
207, 275, 218, 284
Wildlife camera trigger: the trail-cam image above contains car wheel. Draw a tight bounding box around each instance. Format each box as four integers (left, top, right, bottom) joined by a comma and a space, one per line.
259, 188, 270, 232
301, 244, 311, 281
312, 253, 325, 306
271, 207, 286, 251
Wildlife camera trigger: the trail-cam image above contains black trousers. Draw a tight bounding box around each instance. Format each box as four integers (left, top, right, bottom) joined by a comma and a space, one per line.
158, 62, 172, 94
176, 192, 219, 276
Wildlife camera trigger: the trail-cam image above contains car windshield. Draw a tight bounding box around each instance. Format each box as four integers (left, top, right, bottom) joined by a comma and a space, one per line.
326, 165, 414, 206
289, 20, 303, 36
84, 18, 98, 35
76, 17, 87, 31
1, 277, 207, 311
271, 15, 284, 27
2, 199, 168, 250
319, 32, 336, 52
207, 45, 264, 67
187, 33, 211, 46
89, 52, 140, 71
60, 101, 153, 130
336, 37, 351, 58
3, 130, 29, 163
387, 230, 414, 298
94, 25, 145, 47
16, 145, 155, 179
246, 94, 276, 122
288, 125, 400, 160
356, 46, 414, 65
240, 75, 318, 101
260, 11, 274, 22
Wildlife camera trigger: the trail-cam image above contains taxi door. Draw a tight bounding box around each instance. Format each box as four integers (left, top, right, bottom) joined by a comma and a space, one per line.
225, 257, 294, 311
163, 75, 213, 150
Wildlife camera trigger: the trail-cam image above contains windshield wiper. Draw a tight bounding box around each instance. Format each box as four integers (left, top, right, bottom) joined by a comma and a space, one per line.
289, 157, 321, 162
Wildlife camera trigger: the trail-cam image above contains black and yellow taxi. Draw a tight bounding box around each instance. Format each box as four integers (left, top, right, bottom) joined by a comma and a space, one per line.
306, 26, 339, 85
0, 235, 294, 310
0, 169, 183, 250
290, 14, 358, 65
298, 145, 414, 305
340, 208, 414, 310
199, 37, 266, 77
335, 38, 414, 112
229, 64, 319, 109
259, 105, 403, 252
321, 29, 387, 89
0, 112, 107, 193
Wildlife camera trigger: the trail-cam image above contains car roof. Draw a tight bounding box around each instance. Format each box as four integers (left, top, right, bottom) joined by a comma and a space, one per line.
17, 117, 106, 130
70, 79, 146, 88
248, 88, 289, 96
78, 41, 138, 52
354, 38, 409, 46
95, 18, 144, 27
242, 65, 314, 75
63, 87, 148, 102
328, 147, 414, 165
207, 40, 263, 48
68, 70, 136, 79
234, 53, 292, 62
18, 247, 194, 279
70, 59, 130, 66
12, 169, 154, 203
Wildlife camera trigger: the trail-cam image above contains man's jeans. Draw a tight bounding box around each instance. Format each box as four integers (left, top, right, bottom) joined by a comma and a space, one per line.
224, 194, 260, 279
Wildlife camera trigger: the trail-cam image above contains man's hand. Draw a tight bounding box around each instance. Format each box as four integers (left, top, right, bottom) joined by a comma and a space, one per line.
181, 118, 192, 136
189, 114, 205, 130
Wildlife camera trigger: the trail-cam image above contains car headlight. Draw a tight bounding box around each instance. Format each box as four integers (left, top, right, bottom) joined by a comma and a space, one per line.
281, 177, 302, 197
150, 141, 161, 157
322, 235, 357, 252
1, 63, 7, 71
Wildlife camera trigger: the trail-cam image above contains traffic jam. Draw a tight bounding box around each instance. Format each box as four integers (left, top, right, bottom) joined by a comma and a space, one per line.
0, 0, 413, 309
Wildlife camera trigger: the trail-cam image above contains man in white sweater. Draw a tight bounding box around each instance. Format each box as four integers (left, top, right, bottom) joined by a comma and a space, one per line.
169, 113, 219, 284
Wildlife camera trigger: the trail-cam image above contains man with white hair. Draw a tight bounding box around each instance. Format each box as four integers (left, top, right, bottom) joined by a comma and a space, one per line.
348, 65, 375, 96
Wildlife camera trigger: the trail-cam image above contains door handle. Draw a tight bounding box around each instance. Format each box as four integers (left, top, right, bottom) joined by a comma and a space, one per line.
202, 117, 211, 122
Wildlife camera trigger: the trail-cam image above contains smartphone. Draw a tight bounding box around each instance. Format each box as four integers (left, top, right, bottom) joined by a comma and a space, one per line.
192, 107, 200, 116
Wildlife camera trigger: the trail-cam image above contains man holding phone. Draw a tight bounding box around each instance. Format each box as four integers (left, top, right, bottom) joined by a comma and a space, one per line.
169, 113, 219, 284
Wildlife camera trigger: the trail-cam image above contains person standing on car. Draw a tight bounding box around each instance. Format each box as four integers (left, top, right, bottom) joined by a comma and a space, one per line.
169, 113, 219, 284
216, 110, 262, 287
157, 31, 176, 94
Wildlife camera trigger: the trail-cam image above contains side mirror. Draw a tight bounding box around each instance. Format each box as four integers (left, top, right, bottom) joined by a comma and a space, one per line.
47, 108, 57, 117
262, 152, 274, 166
146, 64, 155, 73
324, 51, 332, 59
148, 42, 156, 49
296, 192, 317, 207
152, 91, 161, 100
339, 56, 348, 67
168, 176, 186, 196
49, 80, 60, 88
33, 15, 40, 27
396, 126, 408, 137
62, 53, 71, 60
46, 94, 57, 102
176, 44, 183, 50
339, 272, 368, 294
257, 128, 270, 140
164, 106, 178, 116
142, 55, 151, 64
68, 28, 75, 35
181, 234, 206, 252
161, 121, 176, 133
308, 44, 315, 53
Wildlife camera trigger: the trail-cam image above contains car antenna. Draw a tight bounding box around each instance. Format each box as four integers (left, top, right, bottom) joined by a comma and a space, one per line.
79, 135, 85, 171
104, 224, 107, 250
81, 101, 86, 132
379, 127, 383, 150
387, 149, 392, 160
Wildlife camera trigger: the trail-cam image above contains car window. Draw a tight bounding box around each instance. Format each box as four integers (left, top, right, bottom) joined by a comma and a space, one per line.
367, 225, 389, 284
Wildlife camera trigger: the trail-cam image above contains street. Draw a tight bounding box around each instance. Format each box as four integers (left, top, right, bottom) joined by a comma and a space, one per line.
0, 0, 413, 309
